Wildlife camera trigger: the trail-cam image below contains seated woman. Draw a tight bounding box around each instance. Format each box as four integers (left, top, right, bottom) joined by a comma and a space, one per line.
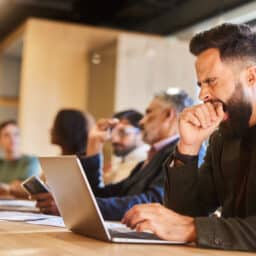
50, 109, 93, 155
34, 109, 96, 213
0, 120, 40, 197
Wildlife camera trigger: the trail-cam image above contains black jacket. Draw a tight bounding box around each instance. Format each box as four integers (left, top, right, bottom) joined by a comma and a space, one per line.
165, 128, 256, 251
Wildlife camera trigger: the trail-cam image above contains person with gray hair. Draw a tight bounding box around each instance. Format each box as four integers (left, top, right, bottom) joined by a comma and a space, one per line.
33, 88, 205, 221
155, 89, 194, 114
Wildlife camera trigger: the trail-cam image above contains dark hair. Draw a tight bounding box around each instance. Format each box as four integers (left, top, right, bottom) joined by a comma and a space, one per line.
0, 120, 17, 133
190, 23, 256, 63
155, 89, 194, 113
51, 109, 89, 155
113, 110, 143, 129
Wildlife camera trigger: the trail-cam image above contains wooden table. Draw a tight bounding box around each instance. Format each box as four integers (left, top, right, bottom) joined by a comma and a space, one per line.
0, 221, 253, 256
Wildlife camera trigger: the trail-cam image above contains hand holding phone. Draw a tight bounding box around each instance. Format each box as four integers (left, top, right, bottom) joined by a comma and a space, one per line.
22, 176, 49, 195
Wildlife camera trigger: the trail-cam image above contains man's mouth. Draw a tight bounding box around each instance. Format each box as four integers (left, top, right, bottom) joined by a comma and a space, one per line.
113, 144, 123, 149
206, 100, 229, 122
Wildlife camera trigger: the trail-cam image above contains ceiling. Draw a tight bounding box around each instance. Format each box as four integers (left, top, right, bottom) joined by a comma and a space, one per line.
0, 0, 254, 41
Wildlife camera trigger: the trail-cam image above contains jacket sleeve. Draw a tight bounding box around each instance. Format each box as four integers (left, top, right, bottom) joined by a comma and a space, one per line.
79, 154, 129, 197
164, 134, 219, 217
165, 133, 256, 251
195, 216, 256, 251
96, 186, 164, 220
79, 154, 104, 190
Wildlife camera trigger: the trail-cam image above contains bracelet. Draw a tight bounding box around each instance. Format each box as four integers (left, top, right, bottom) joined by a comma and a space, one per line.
173, 146, 198, 164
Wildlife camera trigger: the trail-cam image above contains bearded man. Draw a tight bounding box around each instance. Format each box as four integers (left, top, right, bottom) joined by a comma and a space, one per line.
123, 23, 256, 252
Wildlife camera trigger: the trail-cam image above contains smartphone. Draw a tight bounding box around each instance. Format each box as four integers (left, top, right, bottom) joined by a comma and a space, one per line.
22, 176, 49, 195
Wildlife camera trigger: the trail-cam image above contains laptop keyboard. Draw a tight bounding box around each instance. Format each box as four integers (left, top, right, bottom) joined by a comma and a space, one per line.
109, 229, 162, 240
105, 221, 162, 240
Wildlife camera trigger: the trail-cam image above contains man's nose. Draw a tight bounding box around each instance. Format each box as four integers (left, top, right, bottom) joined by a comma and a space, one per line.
111, 132, 119, 142
199, 84, 212, 102
139, 117, 145, 129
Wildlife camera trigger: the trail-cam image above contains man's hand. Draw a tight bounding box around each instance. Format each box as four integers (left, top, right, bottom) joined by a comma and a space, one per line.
9, 180, 28, 198
0, 181, 30, 198
122, 203, 196, 242
31, 192, 60, 215
178, 102, 225, 155
87, 118, 119, 156
0, 183, 10, 196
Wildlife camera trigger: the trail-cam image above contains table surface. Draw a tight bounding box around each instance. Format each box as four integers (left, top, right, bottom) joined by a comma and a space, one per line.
0, 221, 253, 256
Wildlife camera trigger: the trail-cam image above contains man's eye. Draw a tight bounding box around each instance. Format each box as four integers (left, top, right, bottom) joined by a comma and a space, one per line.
208, 79, 217, 86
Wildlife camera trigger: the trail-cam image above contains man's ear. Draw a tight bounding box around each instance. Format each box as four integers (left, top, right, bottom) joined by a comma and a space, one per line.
164, 108, 175, 120
246, 66, 256, 87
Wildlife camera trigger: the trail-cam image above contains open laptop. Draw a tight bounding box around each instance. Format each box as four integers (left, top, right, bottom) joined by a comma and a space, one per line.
39, 156, 185, 244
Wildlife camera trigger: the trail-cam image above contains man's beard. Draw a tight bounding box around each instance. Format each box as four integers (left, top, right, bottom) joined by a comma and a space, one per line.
219, 82, 252, 139
113, 144, 137, 157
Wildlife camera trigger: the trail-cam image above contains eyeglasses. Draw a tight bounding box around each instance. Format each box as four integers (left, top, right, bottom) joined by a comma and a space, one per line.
111, 127, 140, 138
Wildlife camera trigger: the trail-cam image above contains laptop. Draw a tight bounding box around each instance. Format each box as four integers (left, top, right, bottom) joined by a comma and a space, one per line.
39, 156, 185, 244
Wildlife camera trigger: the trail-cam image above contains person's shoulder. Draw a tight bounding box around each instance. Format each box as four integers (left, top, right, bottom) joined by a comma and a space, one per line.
21, 154, 36, 160
20, 155, 39, 165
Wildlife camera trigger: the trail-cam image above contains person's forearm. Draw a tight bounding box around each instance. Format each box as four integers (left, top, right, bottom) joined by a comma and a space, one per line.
86, 137, 103, 156
164, 158, 200, 217
177, 140, 202, 156
97, 188, 164, 220
195, 216, 256, 251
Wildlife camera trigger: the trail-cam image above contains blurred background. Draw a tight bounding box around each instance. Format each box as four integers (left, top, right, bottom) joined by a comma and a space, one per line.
0, 0, 255, 155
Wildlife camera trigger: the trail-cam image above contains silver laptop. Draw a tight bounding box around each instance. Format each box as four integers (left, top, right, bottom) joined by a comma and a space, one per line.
39, 156, 184, 244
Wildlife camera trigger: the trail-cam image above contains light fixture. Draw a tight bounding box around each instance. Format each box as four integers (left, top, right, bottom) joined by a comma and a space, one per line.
91, 53, 101, 64
166, 87, 181, 95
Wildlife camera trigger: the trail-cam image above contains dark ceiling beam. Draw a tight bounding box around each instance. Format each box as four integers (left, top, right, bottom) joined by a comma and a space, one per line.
13, 0, 74, 11
131, 0, 254, 34
107, 0, 183, 28
0, 3, 74, 40
0, 0, 254, 41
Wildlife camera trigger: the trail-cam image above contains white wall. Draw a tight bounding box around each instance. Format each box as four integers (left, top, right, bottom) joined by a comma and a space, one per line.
114, 34, 196, 113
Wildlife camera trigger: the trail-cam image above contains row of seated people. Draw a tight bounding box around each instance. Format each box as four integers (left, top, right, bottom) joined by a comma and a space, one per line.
0, 22, 256, 252
0, 109, 92, 197
0, 108, 150, 196
33, 23, 256, 251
